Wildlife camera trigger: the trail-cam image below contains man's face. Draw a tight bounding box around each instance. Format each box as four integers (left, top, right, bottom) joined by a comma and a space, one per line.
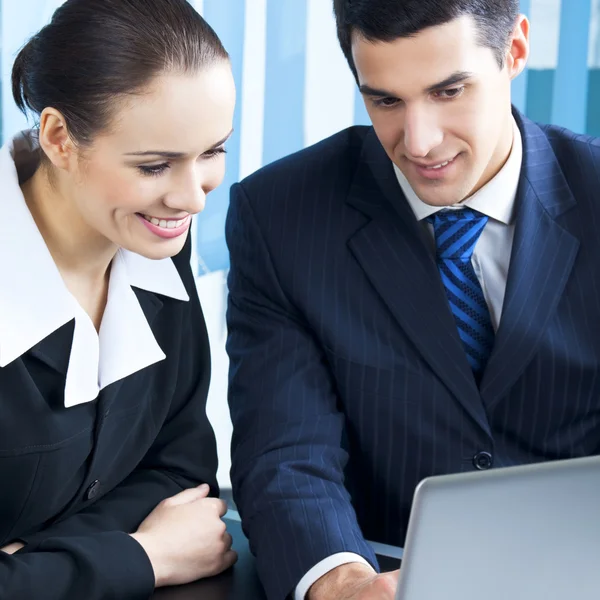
353, 15, 527, 206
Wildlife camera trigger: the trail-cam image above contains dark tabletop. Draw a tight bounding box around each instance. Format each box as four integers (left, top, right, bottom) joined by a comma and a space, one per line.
152, 518, 401, 600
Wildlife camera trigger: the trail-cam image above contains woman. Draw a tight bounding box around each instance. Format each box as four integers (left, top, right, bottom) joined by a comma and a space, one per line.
0, 0, 236, 598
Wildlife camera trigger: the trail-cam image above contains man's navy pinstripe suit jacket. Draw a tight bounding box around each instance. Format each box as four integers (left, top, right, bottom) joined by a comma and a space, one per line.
226, 110, 600, 600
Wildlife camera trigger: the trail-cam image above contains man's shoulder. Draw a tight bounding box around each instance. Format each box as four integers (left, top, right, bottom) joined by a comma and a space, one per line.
536, 121, 600, 176
238, 126, 372, 195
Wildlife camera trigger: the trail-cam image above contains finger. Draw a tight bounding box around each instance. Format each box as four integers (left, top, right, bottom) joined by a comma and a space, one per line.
221, 549, 238, 571
208, 549, 238, 577
379, 570, 400, 593
201, 498, 229, 516
217, 498, 228, 518
195, 497, 226, 512
222, 532, 233, 550
165, 484, 210, 507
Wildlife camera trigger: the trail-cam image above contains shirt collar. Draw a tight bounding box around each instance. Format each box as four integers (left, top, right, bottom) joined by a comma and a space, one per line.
394, 116, 523, 224
0, 130, 189, 407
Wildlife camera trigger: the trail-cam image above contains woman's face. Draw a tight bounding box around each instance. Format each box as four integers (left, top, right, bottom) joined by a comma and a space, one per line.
69, 62, 236, 260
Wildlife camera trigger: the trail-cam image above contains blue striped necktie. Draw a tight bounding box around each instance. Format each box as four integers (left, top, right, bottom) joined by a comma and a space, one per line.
427, 208, 495, 382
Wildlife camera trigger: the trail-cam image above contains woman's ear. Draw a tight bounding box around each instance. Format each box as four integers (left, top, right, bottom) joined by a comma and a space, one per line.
38, 108, 78, 171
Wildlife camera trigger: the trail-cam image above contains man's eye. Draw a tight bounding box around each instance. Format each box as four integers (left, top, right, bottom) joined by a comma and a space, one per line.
434, 86, 465, 100
373, 97, 400, 108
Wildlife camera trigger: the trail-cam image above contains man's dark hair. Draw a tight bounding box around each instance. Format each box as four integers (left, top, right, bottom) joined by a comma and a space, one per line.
333, 0, 520, 81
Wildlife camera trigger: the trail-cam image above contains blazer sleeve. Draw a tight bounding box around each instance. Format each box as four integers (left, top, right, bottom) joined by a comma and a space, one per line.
226, 182, 377, 600
0, 234, 218, 600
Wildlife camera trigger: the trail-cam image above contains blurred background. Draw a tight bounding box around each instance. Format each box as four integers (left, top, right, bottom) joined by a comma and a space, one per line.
2, 0, 599, 489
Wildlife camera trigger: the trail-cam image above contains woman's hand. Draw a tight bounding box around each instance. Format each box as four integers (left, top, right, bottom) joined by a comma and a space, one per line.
130, 484, 237, 587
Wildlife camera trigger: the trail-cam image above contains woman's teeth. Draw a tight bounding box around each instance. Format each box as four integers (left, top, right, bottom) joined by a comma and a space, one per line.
142, 215, 189, 229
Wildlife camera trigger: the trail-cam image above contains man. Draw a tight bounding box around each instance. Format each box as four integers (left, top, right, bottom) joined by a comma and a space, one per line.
226, 1, 600, 599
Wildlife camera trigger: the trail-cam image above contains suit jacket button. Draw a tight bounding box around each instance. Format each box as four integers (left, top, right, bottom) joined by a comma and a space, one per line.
473, 452, 493, 470
85, 480, 101, 501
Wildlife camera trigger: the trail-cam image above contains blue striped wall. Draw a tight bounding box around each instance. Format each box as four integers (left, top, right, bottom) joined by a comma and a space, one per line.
551, 0, 593, 132
196, 0, 246, 273
1, 0, 599, 274
262, 1, 307, 166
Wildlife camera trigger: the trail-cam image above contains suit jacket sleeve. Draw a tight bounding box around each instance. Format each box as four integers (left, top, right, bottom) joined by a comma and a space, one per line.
226, 182, 377, 600
0, 234, 218, 600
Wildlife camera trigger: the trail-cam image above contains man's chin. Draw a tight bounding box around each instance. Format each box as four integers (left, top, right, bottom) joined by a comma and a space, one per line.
411, 188, 465, 208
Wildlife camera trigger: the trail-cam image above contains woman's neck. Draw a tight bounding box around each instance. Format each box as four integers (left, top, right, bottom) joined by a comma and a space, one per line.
22, 165, 117, 283
21, 165, 117, 331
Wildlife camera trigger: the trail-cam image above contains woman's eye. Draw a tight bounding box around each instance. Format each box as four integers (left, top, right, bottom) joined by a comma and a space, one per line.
137, 163, 171, 177
203, 147, 228, 160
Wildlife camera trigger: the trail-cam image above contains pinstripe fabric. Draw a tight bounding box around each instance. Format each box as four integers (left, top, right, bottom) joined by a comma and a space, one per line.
226, 110, 600, 600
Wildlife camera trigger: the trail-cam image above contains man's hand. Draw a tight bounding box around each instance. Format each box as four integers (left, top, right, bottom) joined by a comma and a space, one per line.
1, 542, 25, 554
307, 563, 399, 600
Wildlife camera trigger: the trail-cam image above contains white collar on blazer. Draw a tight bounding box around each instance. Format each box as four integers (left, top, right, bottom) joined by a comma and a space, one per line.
0, 130, 190, 407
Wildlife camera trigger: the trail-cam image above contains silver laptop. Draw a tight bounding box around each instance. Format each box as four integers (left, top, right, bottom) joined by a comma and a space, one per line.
395, 455, 600, 600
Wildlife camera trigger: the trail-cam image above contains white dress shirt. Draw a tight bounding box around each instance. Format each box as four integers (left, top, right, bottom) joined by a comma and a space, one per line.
295, 117, 523, 599
0, 131, 189, 408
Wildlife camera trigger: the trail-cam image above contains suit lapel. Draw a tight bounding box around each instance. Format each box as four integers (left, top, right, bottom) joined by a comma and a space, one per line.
480, 113, 580, 406
346, 130, 488, 434
28, 321, 75, 376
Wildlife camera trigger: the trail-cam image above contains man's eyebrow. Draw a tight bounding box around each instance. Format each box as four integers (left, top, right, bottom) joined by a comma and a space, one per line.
424, 71, 474, 94
359, 71, 474, 98
359, 84, 396, 98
